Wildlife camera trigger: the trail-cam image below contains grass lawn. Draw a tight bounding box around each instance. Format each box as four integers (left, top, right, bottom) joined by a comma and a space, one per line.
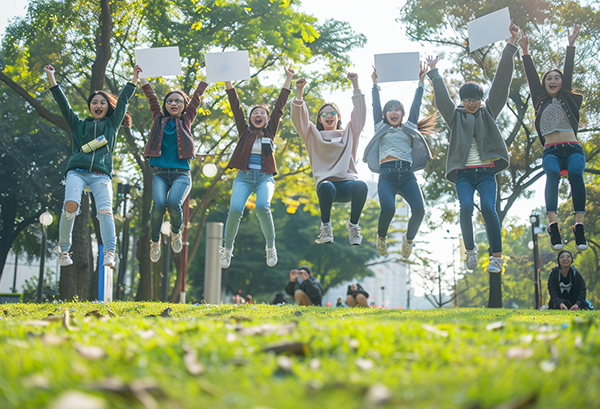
0, 302, 598, 409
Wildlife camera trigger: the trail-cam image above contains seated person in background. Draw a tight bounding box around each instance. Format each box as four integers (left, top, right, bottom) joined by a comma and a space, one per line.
346, 283, 369, 308
548, 250, 589, 310
245, 295, 253, 304
336, 297, 343, 307
285, 265, 323, 306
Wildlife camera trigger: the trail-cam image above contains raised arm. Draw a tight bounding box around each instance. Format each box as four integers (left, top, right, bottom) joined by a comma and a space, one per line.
486, 21, 519, 118
225, 82, 248, 138
267, 66, 294, 136
184, 79, 209, 123
109, 65, 140, 127
290, 78, 314, 142
425, 55, 456, 127
406, 62, 428, 125
347, 72, 367, 140
371, 66, 383, 124
562, 25, 580, 91
519, 29, 543, 103
140, 71, 163, 121
45, 64, 80, 130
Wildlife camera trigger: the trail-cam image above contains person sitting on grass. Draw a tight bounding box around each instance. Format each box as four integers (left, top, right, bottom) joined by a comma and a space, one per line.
548, 250, 591, 310
285, 266, 323, 306
346, 283, 369, 308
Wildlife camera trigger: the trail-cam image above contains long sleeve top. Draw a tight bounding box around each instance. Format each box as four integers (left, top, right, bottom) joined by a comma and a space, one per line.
291, 89, 367, 186
427, 42, 517, 184
51, 82, 136, 177
225, 87, 291, 175
548, 266, 587, 309
522, 46, 583, 146
143, 81, 208, 160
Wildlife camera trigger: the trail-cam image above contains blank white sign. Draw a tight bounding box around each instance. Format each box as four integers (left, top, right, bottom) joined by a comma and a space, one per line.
205, 50, 251, 83
374, 52, 420, 83
135, 46, 182, 78
467, 7, 512, 52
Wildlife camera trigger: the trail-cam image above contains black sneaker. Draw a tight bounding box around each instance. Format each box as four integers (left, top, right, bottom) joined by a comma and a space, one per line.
548, 222, 563, 251
573, 224, 588, 251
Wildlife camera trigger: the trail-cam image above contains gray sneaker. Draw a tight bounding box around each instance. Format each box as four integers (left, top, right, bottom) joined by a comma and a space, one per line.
150, 241, 161, 263
376, 235, 387, 256
171, 231, 183, 253
219, 246, 233, 269
346, 220, 362, 245
487, 255, 504, 273
58, 251, 73, 267
266, 246, 278, 267
465, 244, 479, 270
401, 234, 413, 258
316, 221, 334, 244
104, 251, 116, 269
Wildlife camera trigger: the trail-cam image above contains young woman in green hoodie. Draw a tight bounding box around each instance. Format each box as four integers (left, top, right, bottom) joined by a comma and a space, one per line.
45, 64, 140, 269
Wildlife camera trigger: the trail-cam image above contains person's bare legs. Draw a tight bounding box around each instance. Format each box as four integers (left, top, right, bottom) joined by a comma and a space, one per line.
346, 295, 357, 307
295, 290, 313, 306
355, 294, 369, 308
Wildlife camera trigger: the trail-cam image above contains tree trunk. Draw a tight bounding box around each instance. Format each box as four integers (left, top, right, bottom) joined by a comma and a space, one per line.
135, 164, 154, 300
488, 272, 502, 308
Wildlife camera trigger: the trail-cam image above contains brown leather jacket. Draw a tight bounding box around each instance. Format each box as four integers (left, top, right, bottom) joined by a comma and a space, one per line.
142, 81, 208, 159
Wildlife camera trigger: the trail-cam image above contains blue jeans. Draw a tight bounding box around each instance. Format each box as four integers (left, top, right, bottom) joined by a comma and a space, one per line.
542, 143, 586, 213
223, 170, 275, 249
455, 168, 502, 253
150, 168, 192, 242
317, 180, 368, 224
377, 161, 424, 239
60, 170, 116, 253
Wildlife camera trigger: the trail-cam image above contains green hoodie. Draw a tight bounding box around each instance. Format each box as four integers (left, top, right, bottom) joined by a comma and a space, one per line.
50, 82, 136, 177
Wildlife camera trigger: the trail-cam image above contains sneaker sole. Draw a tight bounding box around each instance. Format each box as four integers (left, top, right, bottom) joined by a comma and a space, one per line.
551, 243, 563, 251
59, 262, 73, 267
267, 259, 278, 267
576, 243, 589, 251
315, 238, 334, 244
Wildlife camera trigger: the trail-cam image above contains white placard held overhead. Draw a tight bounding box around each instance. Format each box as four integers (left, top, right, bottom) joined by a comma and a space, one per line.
205, 50, 251, 83
467, 7, 511, 52
373, 52, 420, 83
135, 46, 182, 78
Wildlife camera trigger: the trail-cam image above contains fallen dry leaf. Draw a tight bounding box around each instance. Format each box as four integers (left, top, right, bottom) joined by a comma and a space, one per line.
276, 356, 293, 372
355, 358, 375, 371
574, 334, 583, 349
237, 321, 297, 337
161, 307, 172, 318
366, 384, 392, 406
22, 320, 50, 327
535, 333, 559, 341
309, 358, 321, 371
41, 333, 68, 346
75, 344, 105, 361
86, 310, 104, 318
486, 321, 504, 331
43, 314, 64, 322
422, 324, 449, 337
136, 329, 155, 339
49, 391, 107, 409
105, 307, 117, 317
21, 373, 51, 389
182, 345, 205, 375
505, 347, 534, 359
63, 308, 74, 331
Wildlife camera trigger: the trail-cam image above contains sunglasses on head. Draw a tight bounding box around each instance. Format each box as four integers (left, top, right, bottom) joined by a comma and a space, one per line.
320, 111, 338, 118
462, 98, 481, 104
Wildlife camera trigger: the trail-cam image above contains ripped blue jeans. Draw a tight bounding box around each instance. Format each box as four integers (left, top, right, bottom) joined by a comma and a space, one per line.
59, 170, 116, 253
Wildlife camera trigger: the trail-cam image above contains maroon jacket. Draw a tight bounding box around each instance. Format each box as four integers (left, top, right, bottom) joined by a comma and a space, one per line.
142, 81, 208, 159
225, 87, 291, 175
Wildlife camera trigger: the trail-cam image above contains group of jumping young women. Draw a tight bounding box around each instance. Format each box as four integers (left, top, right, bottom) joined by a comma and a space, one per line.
45, 21, 588, 274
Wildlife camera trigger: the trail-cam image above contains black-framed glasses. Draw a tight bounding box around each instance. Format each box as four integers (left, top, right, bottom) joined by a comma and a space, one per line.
320, 111, 338, 118
462, 98, 481, 104
166, 99, 184, 105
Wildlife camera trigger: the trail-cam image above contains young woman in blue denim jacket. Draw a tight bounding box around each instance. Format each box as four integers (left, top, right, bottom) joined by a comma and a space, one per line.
44, 64, 140, 269
519, 26, 587, 251
363, 63, 435, 258
219, 67, 294, 269
140, 74, 209, 263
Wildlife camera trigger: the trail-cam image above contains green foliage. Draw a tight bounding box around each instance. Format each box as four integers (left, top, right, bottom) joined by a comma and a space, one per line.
1, 302, 599, 408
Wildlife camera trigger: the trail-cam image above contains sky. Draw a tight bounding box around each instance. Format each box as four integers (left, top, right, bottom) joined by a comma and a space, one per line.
0, 0, 547, 285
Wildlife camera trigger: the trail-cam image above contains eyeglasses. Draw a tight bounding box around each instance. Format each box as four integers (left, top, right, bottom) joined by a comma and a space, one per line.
320, 111, 338, 118
462, 98, 481, 104
166, 99, 184, 105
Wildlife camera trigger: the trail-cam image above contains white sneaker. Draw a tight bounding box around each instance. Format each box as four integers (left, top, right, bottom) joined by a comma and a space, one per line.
150, 241, 161, 263
266, 246, 278, 267
219, 246, 233, 269
104, 251, 116, 268
316, 221, 334, 244
376, 235, 387, 256
487, 256, 504, 273
59, 251, 73, 267
346, 220, 362, 245
465, 244, 479, 270
171, 231, 183, 253
401, 234, 413, 258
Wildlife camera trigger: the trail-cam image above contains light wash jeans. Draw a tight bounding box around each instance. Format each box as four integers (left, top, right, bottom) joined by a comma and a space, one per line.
150, 168, 192, 242
223, 170, 275, 249
59, 170, 116, 252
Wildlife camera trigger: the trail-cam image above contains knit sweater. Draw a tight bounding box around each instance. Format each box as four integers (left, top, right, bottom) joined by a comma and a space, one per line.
291, 89, 367, 186
427, 42, 517, 184
51, 82, 136, 177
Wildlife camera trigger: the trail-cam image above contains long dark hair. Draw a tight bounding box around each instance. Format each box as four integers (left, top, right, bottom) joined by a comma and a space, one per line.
534, 68, 582, 111
87, 91, 132, 127
316, 103, 342, 131
162, 91, 190, 118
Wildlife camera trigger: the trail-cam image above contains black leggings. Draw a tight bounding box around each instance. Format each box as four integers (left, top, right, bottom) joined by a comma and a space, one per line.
317, 180, 368, 224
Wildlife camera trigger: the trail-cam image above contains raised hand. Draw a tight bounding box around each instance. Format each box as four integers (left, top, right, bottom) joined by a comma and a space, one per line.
419, 61, 428, 82
294, 78, 307, 100
285, 64, 295, 77
289, 269, 297, 283
568, 24, 580, 47
426, 55, 438, 70
508, 19, 519, 45
44, 64, 57, 87
132, 64, 142, 84
517, 29, 529, 55
283, 64, 295, 89
371, 65, 378, 85
347, 72, 359, 89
